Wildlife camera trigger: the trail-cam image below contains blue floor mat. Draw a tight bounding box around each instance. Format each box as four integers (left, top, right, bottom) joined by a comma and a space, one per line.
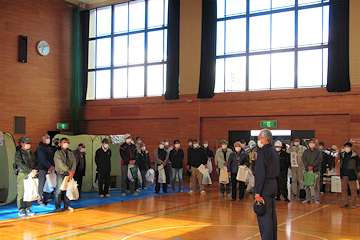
0, 184, 190, 221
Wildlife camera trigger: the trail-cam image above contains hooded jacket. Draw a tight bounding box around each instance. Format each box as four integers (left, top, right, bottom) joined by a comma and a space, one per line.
340, 150, 360, 181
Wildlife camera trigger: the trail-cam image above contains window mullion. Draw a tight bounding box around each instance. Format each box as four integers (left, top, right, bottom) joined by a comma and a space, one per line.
144, 0, 148, 97
294, 0, 299, 89
245, 0, 250, 91
110, 5, 115, 99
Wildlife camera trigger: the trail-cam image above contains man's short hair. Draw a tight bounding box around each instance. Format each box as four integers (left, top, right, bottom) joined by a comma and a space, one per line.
188, 139, 193, 142
310, 138, 317, 142
319, 142, 324, 146
240, 139, 246, 144
42, 134, 49, 139
192, 138, 199, 143
344, 142, 352, 147
260, 129, 272, 143
174, 139, 180, 144
60, 137, 69, 143
136, 136, 141, 140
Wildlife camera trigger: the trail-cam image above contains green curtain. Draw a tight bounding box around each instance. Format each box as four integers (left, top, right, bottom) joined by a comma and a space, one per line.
70, 7, 84, 134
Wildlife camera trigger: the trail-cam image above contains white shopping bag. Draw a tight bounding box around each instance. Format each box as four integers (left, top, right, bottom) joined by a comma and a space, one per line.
219, 166, 229, 184
202, 172, 212, 185
43, 177, 54, 193
291, 152, 298, 168
137, 168, 142, 184
236, 166, 248, 182
158, 164, 166, 183
66, 179, 79, 201
59, 176, 70, 191
128, 165, 135, 182
46, 170, 57, 187
23, 177, 40, 202
146, 169, 155, 183
207, 158, 213, 174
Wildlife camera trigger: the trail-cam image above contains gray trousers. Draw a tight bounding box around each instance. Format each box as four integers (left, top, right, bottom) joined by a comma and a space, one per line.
121, 164, 135, 194
291, 167, 304, 195
305, 171, 320, 202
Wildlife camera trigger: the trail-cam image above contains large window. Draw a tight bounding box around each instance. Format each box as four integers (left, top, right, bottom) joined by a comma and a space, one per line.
87, 0, 168, 100
215, 0, 329, 93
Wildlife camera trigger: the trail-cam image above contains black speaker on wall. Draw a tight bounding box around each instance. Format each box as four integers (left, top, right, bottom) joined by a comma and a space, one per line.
19, 35, 27, 63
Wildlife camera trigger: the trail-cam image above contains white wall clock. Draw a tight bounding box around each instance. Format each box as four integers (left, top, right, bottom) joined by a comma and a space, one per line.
36, 40, 50, 56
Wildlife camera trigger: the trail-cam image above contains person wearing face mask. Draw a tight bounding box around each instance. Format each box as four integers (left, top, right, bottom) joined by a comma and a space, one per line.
227, 141, 249, 201
54, 138, 76, 212
187, 138, 193, 160
215, 139, 232, 197
36, 134, 55, 207
248, 140, 258, 172
52, 137, 60, 153
301, 138, 323, 204
275, 141, 291, 202
15, 137, 39, 217
73, 143, 86, 198
318, 142, 329, 194
163, 139, 173, 187
339, 142, 360, 209
203, 140, 214, 186
187, 139, 208, 194
154, 141, 170, 193
287, 138, 307, 199
254, 129, 280, 240
135, 136, 142, 154
120, 133, 139, 196
169, 140, 184, 192
95, 139, 112, 198
138, 143, 151, 189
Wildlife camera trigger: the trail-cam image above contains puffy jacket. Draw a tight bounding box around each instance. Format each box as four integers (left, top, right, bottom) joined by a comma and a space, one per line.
15, 148, 38, 174
37, 141, 54, 171
215, 148, 232, 169
54, 149, 76, 175
340, 150, 360, 180
95, 147, 112, 172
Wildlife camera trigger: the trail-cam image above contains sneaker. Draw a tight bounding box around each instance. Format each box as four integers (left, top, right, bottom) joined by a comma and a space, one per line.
351, 205, 356, 209
18, 209, 26, 217
219, 193, 224, 197
121, 193, 126, 196
188, 190, 194, 194
99, 194, 104, 198
315, 201, 320, 205
131, 193, 139, 196
302, 200, 310, 204
179, 190, 183, 193
25, 208, 35, 216
200, 190, 206, 194
55, 208, 62, 212
105, 194, 111, 197
38, 203, 46, 207
226, 193, 231, 197
67, 206, 74, 212
340, 204, 349, 208
143, 187, 148, 190
136, 189, 140, 192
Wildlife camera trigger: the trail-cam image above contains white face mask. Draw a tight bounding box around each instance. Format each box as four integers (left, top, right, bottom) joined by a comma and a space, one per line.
164, 142, 169, 146
203, 144, 208, 148
193, 143, 199, 148
126, 139, 131, 144
80, 148, 86, 153
319, 146, 323, 150
221, 145, 227, 149
235, 147, 241, 152
294, 142, 300, 146
45, 139, 51, 145
257, 140, 264, 148
345, 147, 351, 153
309, 143, 315, 149
175, 144, 180, 149
188, 142, 193, 146
275, 147, 281, 152
159, 144, 164, 149
137, 140, 141, 144
62, 143, 69, 149
24, 144, 31, 150
103, 144, 109, 149
141, 146, 146, 151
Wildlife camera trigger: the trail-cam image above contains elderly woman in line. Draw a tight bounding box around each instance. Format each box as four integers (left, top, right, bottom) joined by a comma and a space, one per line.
228, 141, 250, 201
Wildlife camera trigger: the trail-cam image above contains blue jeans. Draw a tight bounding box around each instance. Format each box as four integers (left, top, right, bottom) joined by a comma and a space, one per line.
171, 168, 183, 191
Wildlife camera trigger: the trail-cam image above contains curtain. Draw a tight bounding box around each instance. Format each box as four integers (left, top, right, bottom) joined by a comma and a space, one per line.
70, 7, 87, 134
164, 0, 180, 100
197, 0, 216, 99
80, 10, 89, 104
327, 0, 350, 92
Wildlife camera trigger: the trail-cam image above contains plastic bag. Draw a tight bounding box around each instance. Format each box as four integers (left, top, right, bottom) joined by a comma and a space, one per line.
146, 169, 155, 183
66, 179, 79, 201
304, 171, 317, 186
128, 165, 135, 182
59, 176, 70, 191
23, 177, 40, 202
158, 166, 166, 184
219, 166, 229, 184
43, 177, 54, 193
207, 158, 213, 174
137, 168, 142, 184
202, 172, 212, 185
46, 170, 57, 187
237, 166, 249, 182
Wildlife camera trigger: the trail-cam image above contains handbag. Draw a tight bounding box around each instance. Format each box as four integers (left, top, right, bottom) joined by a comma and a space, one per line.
304, 171, 317, 186
23, 177, 40, 202
236, 166, 249, 182
219, 166, 229, 184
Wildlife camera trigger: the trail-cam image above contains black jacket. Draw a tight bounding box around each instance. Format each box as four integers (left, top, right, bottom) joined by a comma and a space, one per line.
37, 142, 55, 171
138, 150, 151, 170
95, 147, 112, 172
204, 147, 214, 159
187, 147, 207, 168
279, 150, 290, 171
169, 148, 184, 169
73, 149, 86, 175
254, 144, 280, 195
15, 148, 39, 174
120, 143, 138, 165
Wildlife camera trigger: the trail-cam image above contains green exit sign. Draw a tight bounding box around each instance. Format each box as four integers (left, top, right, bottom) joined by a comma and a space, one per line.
57, 123, 69, 130
260, 120, 277, 128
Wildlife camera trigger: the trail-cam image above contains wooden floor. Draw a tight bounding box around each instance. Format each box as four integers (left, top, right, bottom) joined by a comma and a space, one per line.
1, 183, 360, 240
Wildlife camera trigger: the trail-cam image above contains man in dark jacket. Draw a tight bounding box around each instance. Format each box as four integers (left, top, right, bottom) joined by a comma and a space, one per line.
170, 140, 184, 192
254, 129, 280, 240
187, 139, 208, 194
36, 134, 55, 207
138, 143, 151, 189
274, 141, 290, 202
95, 139, 111, 197
15, 137, 39, 217
120, 133, 138, 196
52, 137, 60, 153
228, 141, 249, 201
73, 143, 86, 198
339, 142, 360, 209
302, 138, 323, 204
